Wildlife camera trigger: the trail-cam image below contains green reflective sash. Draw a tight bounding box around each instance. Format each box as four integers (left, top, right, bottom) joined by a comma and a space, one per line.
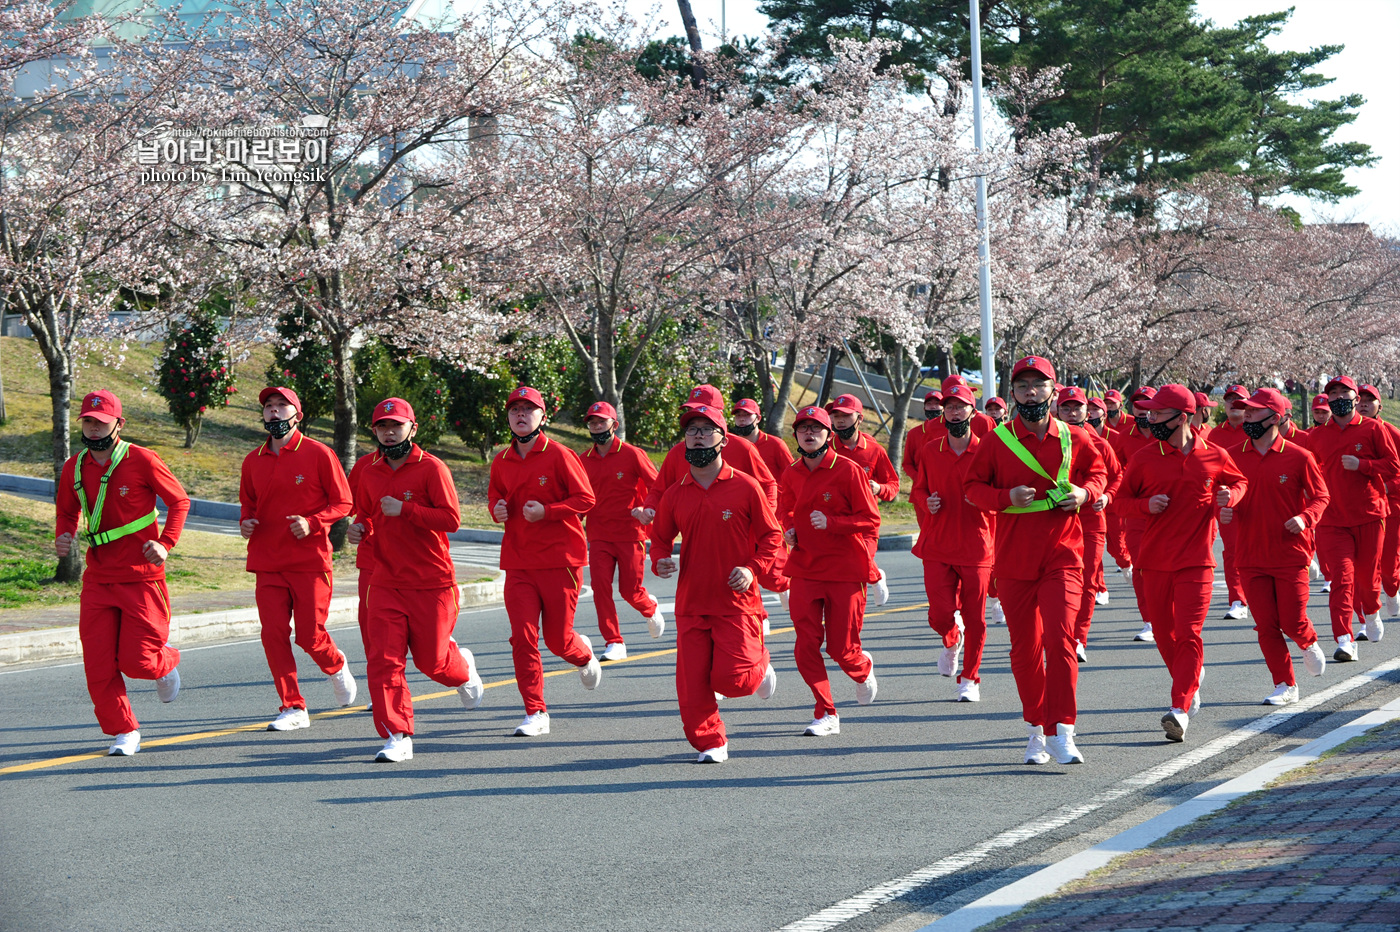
993, 419, 1073, 514
75, 441, 158, 546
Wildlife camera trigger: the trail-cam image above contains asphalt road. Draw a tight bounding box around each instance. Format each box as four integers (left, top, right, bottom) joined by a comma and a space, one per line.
2, 548, 1397, 932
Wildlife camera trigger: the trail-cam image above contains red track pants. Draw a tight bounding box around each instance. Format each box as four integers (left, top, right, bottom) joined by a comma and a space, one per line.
1138, 567, 1212, 712
997, 568, 1081, 730
505, 567, 592, 714
1382, 514, 1399, 599
1105, 511, 1132, 569
1241, 566, 1317, 688
1075, 527, 1106, 645
255, 570, 345, 711
1218, 518, 1247, 606
1318, 521, 1383, 639
355, 573, 372, 658
789, 577, 872, 718
675, 613, 769, 752
366, 584, 467, 738
1126, 521, 1147, 610
79, 578, 180, 735
588, 539, 658, 645
922, 560, 990, 684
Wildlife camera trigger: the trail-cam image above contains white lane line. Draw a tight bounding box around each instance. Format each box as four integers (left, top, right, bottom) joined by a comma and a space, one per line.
925, 695, 1400, 932
779, 655, 1400, 932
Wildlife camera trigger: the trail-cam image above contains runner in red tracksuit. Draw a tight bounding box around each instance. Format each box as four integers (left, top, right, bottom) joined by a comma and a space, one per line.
827, 393, 899, 606
965, 356, 1107, 766
347, 450, 378, 662
579, 400, 663, 662
1057, 387, 1122, 659
779, 405, 880, 735
1220, 388, 1330, 705
350, 397, 484, 763
1357, 384, 1400, 620
489, 386, 602, 737
984, 396, 1007, 426
901, 390, 947, 481
1119, 385, 1248, 743
1306, 376, 1400, 659
1213, 385, 1251, 621
239, 386, 356, 730
1300, 393, 1334, 588
1108, 386, 1158, 641
730, 398, 795, 482
912, 385, 994, 701
1102, 389, 1130, 436
55, 390, 189, 757
1192, 393, 1216, 442
1307, 395, 1332, 433
650, 403, 784, 763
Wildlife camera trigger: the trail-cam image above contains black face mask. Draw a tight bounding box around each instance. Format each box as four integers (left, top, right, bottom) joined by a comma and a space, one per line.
1018, 398, 1051, 422
730, 423, 756, 437
945, 418, 971, 438
1149, 416, 1181, 442
834, 424, 858, 441
924, 409, 941, 421
264, 417, 295, 439
988, 412, 1003, 424
1313, 416, 1328, 428
1105, 408, 1120, 420
378, 437, 413, 460
1242, 418, 1274, 440
1328, 397, 1354, 419
512, 425, 543, 445
589, 429, 613, 446
1134, 413, 1150, 432
799, 440, 830, 460
82, 426, 118, 452
1088, 416, 1102, 431
684, 442, 720, 468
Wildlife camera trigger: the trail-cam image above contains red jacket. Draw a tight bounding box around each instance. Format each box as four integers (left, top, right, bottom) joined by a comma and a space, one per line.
1368, 417, 1400, 511
1210, 421, 1248, 451
1108, 425, 1155, 527
238, 430, 352, 574
901, 413, 996, 480
354, 445, 460, 589
489, 434, 595, 569
1077, 428, 1122, 536
650, 464, 783, 616
55, 444, 190, 584
1224, 435, 1329, 569
1305, 412, 1399, 527
348, 451, 378, 571
747, 430, 795, 484
833, 430, 900, 502
643, 433, 777, 513
777, 447, 879, 582
964, 417, 1108, 580
1119, 435, 1248, 571
580, 437, 657, 543
911, 432, 993, 567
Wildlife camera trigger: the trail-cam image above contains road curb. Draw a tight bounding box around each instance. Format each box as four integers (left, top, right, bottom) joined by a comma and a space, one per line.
0, 574, 505, 667
920, 695, 1400, 932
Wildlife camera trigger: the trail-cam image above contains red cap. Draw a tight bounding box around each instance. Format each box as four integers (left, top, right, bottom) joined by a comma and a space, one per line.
1087, 397, 1107, 412
984, 396, 1006, 411
506, 385, 545, 411
1011, 355, 1056, 382
1137, 383, 1196, 414
1324, 375, 1358, 394
684, 384, 724, 409
793, 405, 832, 429
1232, 387, 1288, 418
583, 400, 617, 421
372, 397, 415, 424
1194, 392, 1216, 410
733, 398, 761, 415
943, 385, 975, 406
827, 393, 864, 415
258, 386, 303, 417
1359, 383, 1381, 400
941, 374, 968, 393
1056, 386, 1087, 406
1103, 389, 1123, 403
680, 404, 726, 432
1130, 386, 1157, 405
78, 390, 122, 423
1223, 384, 1249, 400
1311, 394, 1330, 411
923, 390, 943, 404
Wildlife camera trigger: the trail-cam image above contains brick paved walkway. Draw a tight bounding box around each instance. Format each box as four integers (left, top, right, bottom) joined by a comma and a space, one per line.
987, 719, 1400, 932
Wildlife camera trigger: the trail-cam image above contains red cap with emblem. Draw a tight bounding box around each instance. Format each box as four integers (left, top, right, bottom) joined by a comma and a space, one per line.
583, 400, 617, 421
941, 374, 968, 393
1194, 391, 1216, 410
923, 389, 943, 404
1324, 375, 1357, 394
259, 386, 303, 417
1223, 384, 1249, 401
826, 393, 864, 415
1104, 389, 1123, 403
1137, 383, 1196, 414
1057, 386, 1087, 406
1232, 387, 1288, 418
680, 404, 726, 432
984, 396, 1006, 411
1087, 396, 1107, 412
733, 398, 761, 415
79, 390, 122, 423
684, 384, 724, 410
1011, 355, 1056, 382
943, 385, 975, 406
1359, 383, 1381, 400
372, 397, 416, 424
1130, 385, 1157, 405
506, 385, 545, 411
1311, 394, 1330, 411
793, 405, 832, 429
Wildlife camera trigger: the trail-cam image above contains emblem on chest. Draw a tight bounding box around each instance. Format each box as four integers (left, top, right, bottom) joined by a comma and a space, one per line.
538, 476, 548, 486
721, 509, 733, 521
403, 490, 413, 501
118, 485, 129, 497
295, 474, 305, 485
616, 471, 624, 480
1279, 474, 1288, 484
822, 491, 832, 501
1356, 443, 1363, 452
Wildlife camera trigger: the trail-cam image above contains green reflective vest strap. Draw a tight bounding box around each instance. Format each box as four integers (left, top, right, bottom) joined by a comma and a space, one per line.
74, 441, 159, 546
993, 420, 1072, 514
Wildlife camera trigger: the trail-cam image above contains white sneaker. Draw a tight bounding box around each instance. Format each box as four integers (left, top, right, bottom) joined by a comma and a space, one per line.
1189, 667, 1204, 715
1047, 723, 1085, 764
1075, 640, 1088, 663
1024, 724, 1050, 764
804, 715, 840, 736
513, 711, 550, 737
456, 646, 484, 710
756, 663, 777, 700
1333, 635, 1358, 662
1321, 579, 1332, 593
576, 635, 602, 690
1263, 683, 1299, 706
374, 733, 412, 762
646, 608, 666, 639
1224, 600, 1248, 620
957, 679, 980, 702
938, 616, 965, 677
1162, 708, 1188, 742
1364, 612, 1384, 643
1134, 621, 1155, 642
855, 651, 877, 705
155, 666, 180, 703
268, 707, 310, 731
988, 597, 1005, 625
1303, 642, 1326, 677
697, 743, 729, 763
872, 568, 890, 607
1095, 590, 1110, 606
579, 584, 593, 601
328, 652, 356, 707
600, 641, 628, 662
107, 730, 140, 756
1123, 565, 1134, 583
1385, 593, 1400, 619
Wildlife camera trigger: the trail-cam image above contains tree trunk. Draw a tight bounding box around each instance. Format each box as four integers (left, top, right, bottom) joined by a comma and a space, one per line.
183, 413, 202, 448
328, 331, 358, 474
45, 343, 81, 582
765, 336, 802, 434
674, 0, 708, 86
0, 332, 8, 424
883, 344, 925, 477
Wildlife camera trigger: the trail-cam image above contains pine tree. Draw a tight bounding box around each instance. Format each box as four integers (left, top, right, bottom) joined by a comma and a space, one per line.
155, 309, 236, 448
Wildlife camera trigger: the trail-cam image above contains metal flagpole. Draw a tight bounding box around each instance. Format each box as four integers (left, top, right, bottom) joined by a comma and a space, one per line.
969, 0, 996, 409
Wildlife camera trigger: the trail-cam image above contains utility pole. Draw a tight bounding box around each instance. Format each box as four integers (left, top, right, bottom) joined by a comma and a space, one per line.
970, 0, 996, 409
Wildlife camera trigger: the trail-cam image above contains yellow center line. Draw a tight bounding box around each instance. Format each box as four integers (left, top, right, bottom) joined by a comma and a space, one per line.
0, 602, 930, 777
